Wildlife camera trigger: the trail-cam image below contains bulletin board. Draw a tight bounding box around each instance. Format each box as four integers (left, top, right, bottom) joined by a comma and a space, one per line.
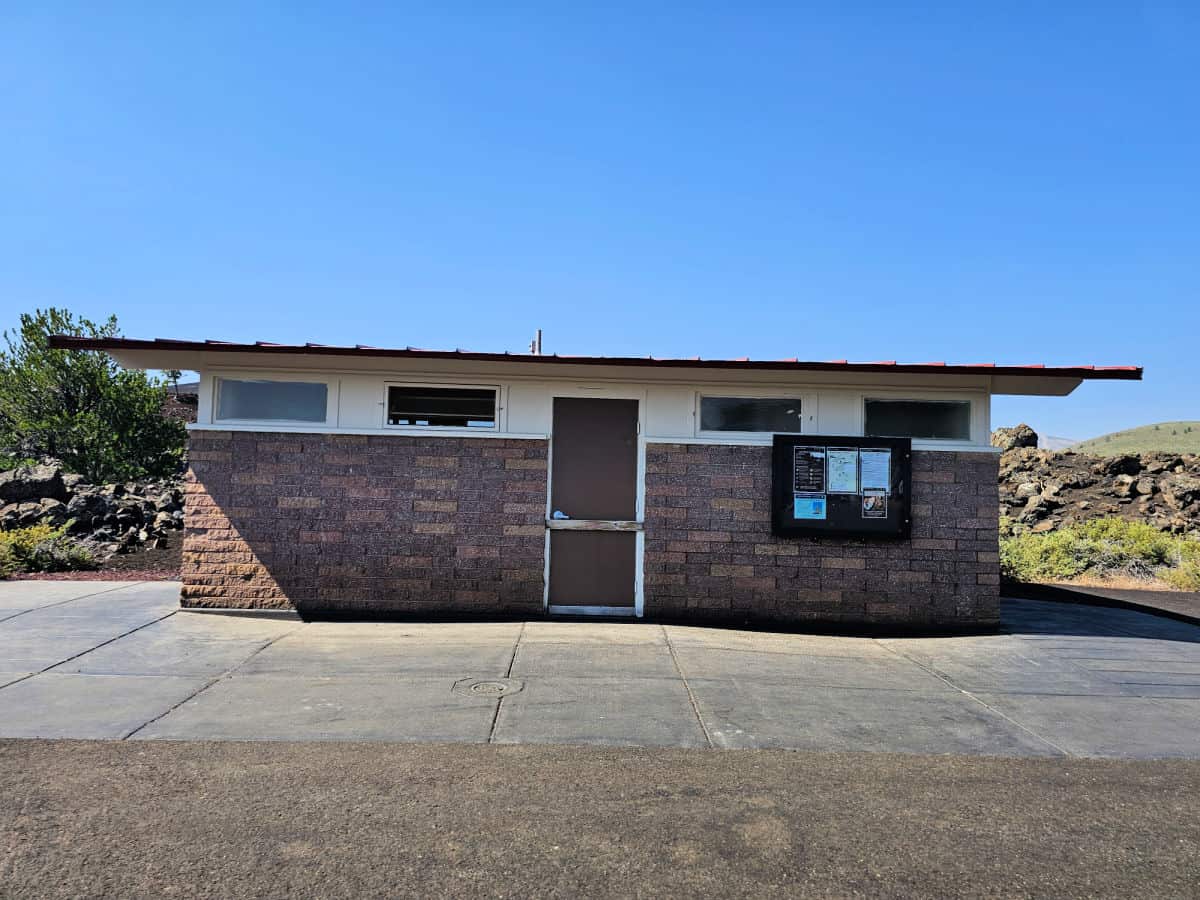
771, 435, 912, 539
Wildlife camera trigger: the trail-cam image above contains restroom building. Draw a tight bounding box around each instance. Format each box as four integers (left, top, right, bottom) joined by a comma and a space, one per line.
51, 336, 1141, 628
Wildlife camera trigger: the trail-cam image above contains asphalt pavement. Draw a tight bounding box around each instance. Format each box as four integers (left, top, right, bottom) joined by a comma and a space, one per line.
1, 739, 1196, 899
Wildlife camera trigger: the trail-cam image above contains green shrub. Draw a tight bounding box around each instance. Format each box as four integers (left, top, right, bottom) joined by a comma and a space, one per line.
1001, 519, 1200, 587
0, 454, 37, 472
0, 308, 186, 482
0, 524, 96, 577
0, 523, 59, 557
26, 533, 96, 572
1161, 542, 1200, 591
0, 544, 17, 578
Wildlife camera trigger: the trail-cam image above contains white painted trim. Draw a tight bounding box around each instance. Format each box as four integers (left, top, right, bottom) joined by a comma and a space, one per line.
646, 436, 783, 447
545, 384, 651, 400
380, 380, 501, 432
548, 605, 638, 617
187, 423, 548, 440
634, 530, 645, 618
912, 442, 1000, 455
197, 372, 214, 423
982, 380, 992, 442
643, 435, 997, 453
186, 423, 995, 452
541, 529, 551, 614
196, 363, 998, 441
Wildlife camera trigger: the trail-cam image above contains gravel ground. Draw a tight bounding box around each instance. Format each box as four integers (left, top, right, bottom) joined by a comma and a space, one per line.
13, 542, 181, 582
1, 739, 1197, 899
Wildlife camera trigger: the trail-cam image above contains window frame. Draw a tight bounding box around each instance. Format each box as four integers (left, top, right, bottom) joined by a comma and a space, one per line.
381, 381, 502, 432
862, 396, 974, 443
694, 391, 816, 441
212, 374, 336, 426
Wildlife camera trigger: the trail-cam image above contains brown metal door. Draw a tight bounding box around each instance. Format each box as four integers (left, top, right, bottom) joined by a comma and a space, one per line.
547, 397, 639, 612
548, 531, 636, 608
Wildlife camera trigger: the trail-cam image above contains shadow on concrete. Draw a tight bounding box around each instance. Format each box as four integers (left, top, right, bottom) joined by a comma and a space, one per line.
1003, 595, 1200, 644
1006, 581, 1200, 631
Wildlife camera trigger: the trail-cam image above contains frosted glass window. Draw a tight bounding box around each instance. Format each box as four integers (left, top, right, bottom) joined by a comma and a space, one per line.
216, 379, 328, 422
700, 397, 803, 433
864, 399, 970, 440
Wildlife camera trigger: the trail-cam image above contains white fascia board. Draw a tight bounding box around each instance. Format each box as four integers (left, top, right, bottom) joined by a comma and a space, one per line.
643, 436, 999, 453
990, 375, 1082, 396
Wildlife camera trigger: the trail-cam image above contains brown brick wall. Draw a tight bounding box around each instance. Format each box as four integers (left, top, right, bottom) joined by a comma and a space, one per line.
182, 431, 547, 615
643, 444, 1000, 628
183, 430, 999, 627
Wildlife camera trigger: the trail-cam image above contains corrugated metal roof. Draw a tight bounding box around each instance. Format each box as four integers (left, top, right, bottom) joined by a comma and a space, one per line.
46, 335, 1144, 380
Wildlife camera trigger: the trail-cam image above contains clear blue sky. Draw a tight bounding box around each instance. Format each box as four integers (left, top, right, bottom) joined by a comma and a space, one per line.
2, 4, 1196, 441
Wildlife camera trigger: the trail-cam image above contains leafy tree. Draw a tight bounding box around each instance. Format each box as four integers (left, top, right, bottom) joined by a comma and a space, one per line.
0, 309, 185, 482
164, 369, 182, 397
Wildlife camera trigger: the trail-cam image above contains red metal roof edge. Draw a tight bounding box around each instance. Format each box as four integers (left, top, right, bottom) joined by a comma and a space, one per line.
45, 335, 1144, 381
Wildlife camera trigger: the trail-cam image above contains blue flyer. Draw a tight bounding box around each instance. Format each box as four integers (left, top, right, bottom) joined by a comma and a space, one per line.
793, 493, 827, 520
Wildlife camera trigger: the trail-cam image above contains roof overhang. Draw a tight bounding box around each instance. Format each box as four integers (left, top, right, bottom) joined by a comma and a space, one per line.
47, 336, 1143, 397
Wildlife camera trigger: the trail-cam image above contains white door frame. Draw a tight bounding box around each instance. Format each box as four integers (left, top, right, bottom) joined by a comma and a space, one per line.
543, 386, 646, 618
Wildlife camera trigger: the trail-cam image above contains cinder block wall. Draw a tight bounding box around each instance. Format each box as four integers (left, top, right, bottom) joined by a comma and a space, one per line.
182, 431, 547, 615
643, 444, 1000, 628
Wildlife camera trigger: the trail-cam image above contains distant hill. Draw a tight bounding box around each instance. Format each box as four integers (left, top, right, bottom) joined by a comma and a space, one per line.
1070, 422, 1200, 456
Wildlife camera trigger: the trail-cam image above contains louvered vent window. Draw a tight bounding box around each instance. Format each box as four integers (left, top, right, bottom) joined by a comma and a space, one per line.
386, 386, 497, 428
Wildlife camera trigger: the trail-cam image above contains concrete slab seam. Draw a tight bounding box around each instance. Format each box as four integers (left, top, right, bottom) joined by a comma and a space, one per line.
873, 638, 1072, 758
487, 619, 526, 744
122, 620, 309, 740
662, 625, 714, 749
1146, 695, 1200, 713
0, 600, 180, 696
0, 581, 153, 625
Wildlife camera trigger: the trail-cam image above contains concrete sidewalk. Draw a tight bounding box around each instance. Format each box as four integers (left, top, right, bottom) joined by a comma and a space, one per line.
1, 580, 1199, 757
